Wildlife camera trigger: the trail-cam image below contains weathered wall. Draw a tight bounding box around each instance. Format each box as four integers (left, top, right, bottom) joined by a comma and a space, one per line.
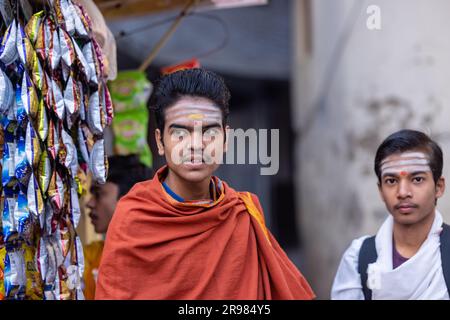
292, 0, 450, 298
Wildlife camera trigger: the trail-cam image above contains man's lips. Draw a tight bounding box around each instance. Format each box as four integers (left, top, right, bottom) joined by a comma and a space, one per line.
394, 203, 418, 213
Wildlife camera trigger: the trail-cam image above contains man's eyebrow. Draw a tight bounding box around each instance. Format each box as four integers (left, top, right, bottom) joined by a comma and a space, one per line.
202, 123, 222, 130
168, 123, 222, 131
381, 171, 428, 178
168, 124, 191, 130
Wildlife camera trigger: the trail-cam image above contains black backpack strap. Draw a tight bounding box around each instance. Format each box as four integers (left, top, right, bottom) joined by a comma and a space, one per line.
358, 236, 377, 300
440, 223, 450, 296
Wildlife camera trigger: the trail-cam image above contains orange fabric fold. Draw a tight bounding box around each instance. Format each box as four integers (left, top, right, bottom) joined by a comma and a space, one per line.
95, 166, 315, 300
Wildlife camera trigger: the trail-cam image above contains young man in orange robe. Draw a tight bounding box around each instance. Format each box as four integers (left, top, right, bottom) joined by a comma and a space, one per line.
95, 68, 314, 300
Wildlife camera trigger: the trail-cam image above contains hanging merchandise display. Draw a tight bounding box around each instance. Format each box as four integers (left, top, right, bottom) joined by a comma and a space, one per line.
108, 70, 152, 168
0, 0, 113, 300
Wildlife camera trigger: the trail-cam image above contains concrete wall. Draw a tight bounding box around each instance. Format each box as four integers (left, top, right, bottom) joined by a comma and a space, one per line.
292, 0, 450, 298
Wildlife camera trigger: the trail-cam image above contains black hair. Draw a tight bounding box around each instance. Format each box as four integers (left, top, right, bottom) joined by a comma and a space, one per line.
106, 155, 153, 197
374, 129, 443, 184
149, 68, 231, 133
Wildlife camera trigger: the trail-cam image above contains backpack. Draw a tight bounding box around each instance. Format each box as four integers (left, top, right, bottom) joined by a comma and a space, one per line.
358, 223, 450, 300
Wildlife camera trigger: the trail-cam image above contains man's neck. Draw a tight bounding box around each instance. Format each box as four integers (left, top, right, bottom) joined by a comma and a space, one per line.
164, 170, 212, 201
393, 210, 436, 258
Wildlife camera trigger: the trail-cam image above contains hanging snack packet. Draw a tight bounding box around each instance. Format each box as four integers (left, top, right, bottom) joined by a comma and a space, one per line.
36, 99, 48, 141
27, 173, 44, 221
16, 22, 33, 68
25, 120, 41, 169
77, 124, 93, 164
51, 77, 65, 120
0, 69, 15, 115
37, 150, 52, 195
86, 90, 104, 135
0, 20, 18, 65
47, 119, 60, 161
63, 72, 80, 126
4, 245, 26, 300
2, 119, 17, 188
59, 29, 75, 68
82, 42, 97, 85
89, 139, 107, 184
50, 28, 61, 71
61, 129, 78, 177
2, 188, 18, 243
14, 133, 32, 193
20, 70, 39, 120
24, 11, 44, 46
23, 243, 44, 300
48, 170, 65, 214
15, 190, 33, 242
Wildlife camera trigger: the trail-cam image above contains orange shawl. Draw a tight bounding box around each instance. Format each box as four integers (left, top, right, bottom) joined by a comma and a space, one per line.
95, 166, 314, 299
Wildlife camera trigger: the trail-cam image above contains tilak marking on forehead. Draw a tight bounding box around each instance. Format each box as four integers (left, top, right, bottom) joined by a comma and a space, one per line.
188, 114, 204, 120
380, 151, 432, 176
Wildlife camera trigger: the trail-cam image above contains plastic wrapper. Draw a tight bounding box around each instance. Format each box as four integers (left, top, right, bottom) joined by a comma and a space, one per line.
81, 42, 97, 85
77, 124, 93, 164
51, 77, 65, 120
60, 130, 78, 177
23, 243, 43, 299
36, 99, 48, 141
0, 246, 5, 299
47, 119, 60, 160
14, 133, 32, 193
25, 121, 41, 169
50, 28, 61, 71
25, 11, 44, 46
103, 81, 114, 126
16, 23, 33, 68
78, 81, 87, 121
2, 188, 18, 243
69, 182, 81, 229
20, 71, 39, 120
73, 40, 90, 81
86, 90, 104, 135
2, 119, 17, 188
34, 18, 47, 65
63, 73, 81, 126
0, 69, 15, 115
0, 20, 18, 65
27, 173, 44, 222
60, 0, 75, 36
47, 170, 65, 214
72, 4, 89, 39
15, 190, 33, 242
37, 150, 52, 195
89, 139, 107, 184
63, 235, 84, 299
4, 245, 26, 300
30, 52, 44, 91
16, 81, 28, 129
59, 29, 75, 67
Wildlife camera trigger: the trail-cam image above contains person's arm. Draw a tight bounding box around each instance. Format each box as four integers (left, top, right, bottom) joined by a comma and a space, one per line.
331, 236, 369, 300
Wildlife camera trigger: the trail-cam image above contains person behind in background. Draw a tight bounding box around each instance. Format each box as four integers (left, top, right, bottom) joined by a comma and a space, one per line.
83, 155, 152, 299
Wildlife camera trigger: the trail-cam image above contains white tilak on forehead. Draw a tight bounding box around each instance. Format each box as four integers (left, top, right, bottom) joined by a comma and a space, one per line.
165, 104, 223, 123
381, 152, 431, 176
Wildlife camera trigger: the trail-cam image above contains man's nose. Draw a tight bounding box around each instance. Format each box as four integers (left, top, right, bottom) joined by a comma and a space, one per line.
86, 197, 96, 209
191, 130, 204, 150
397, 180, 412, 199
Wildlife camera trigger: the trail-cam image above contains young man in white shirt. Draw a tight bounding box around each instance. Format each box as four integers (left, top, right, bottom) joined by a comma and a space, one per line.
331, 129, 450, 300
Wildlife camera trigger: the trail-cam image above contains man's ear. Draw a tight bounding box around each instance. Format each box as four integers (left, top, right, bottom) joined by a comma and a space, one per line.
224, 125, 230, 153
435, 177, 446, 199
155, 129, 165, 156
